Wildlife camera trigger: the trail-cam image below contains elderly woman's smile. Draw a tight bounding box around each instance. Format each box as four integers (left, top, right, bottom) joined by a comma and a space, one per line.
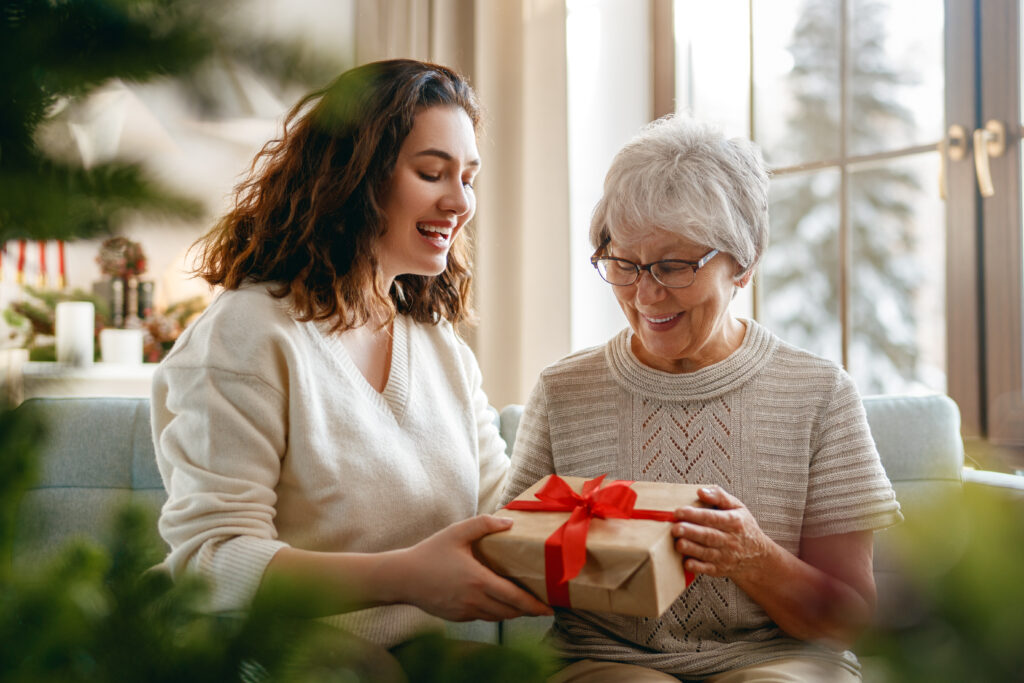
607, 228, 750, 374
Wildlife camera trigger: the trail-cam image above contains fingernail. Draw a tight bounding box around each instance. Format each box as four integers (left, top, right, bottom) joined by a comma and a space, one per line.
700, 487, 714, 496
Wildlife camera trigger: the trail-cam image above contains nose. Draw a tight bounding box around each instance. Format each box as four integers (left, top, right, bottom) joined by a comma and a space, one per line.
439, 179, 472, 216
634, 270, 666, 305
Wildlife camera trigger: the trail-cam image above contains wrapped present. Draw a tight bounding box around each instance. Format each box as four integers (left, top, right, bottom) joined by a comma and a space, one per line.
475, 474, 704, 617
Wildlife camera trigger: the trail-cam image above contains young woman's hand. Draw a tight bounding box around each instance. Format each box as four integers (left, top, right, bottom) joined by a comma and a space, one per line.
389, 515, 554, 622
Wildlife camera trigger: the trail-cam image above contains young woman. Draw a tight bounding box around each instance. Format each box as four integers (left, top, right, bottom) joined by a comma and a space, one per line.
151, 59, 551, 654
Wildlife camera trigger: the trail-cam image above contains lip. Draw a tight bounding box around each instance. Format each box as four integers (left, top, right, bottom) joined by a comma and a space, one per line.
641, 311, 683, 330
416, 220, 458, 250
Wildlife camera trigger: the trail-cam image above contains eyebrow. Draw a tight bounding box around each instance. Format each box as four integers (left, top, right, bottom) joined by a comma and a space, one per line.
413, 148, 481, 168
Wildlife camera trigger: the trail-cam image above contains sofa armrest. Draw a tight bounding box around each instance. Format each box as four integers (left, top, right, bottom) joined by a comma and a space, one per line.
962, 467, 1024, 505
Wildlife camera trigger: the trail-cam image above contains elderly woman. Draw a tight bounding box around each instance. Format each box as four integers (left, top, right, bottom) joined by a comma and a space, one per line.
503, 115, 902, 683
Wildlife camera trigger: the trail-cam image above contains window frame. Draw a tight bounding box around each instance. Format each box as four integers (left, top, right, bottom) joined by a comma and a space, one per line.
972, 0, 1024, 457
944, 0, 1024, 466
658, 0, 1024, 466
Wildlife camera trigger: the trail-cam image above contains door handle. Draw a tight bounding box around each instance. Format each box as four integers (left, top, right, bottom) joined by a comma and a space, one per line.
973, 119, 1006, 197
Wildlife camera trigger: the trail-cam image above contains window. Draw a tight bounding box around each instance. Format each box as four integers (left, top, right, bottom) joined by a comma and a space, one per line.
568, 0, 1024, 468
676, 0, 946, 398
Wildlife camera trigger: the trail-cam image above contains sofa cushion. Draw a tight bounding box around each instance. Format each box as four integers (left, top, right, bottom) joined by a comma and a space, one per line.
862, 394, 963, 483
18, 397, 160, 489
11, 397, 165, 567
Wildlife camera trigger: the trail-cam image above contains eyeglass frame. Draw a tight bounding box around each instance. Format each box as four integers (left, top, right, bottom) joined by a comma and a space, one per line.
589, 237, 720, 289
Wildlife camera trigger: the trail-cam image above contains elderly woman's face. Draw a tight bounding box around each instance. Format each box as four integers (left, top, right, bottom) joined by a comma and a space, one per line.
608, 227, 750, 373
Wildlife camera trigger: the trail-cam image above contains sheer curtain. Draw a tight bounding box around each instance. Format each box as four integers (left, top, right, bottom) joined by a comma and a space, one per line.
355, 0, 572, 407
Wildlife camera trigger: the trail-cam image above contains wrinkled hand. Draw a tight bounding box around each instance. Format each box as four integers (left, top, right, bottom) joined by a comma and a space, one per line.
672, 486, 773, 579
394, 515, 553, 622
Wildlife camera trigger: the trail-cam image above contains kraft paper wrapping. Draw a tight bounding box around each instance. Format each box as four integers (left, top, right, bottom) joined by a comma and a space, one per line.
475, 475, 703, 617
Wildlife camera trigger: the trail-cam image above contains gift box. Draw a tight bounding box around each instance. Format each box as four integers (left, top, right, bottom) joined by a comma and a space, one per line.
475, 474, 704, 617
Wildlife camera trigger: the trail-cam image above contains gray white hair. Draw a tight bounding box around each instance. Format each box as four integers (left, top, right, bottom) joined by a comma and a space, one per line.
589, 115, 770, 280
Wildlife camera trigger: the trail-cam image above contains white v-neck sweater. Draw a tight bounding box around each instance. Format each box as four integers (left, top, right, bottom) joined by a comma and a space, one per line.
151, 284, 509, 647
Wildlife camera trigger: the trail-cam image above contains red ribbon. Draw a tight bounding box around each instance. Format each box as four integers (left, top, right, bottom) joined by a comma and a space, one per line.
505, 474, 695, 607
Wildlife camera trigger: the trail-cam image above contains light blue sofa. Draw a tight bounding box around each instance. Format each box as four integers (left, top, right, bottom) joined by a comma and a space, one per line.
10, 394, 1024, 649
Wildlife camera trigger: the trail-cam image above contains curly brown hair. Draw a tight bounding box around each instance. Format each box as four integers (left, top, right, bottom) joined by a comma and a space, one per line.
193, 59, 481, 330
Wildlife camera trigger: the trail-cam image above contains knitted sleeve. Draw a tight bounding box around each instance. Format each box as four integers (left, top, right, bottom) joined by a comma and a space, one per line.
151, 299, 291, 613
802, 370, 903, 537
502, 377, 557, 504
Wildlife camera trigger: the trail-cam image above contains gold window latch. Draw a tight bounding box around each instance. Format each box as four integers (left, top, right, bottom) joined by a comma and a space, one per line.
942, 120, 1006, 198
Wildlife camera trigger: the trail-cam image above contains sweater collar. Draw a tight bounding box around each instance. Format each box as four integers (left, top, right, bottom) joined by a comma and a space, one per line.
605, 318, 778, 401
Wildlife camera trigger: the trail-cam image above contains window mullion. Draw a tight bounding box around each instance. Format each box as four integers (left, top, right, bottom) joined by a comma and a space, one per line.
945, 0, 983, 440
839, 0, 851, 370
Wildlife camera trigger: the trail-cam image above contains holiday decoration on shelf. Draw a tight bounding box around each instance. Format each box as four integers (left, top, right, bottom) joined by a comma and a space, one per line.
141, 296, 206, 363
0, 240, 66, 289
2, 286, 203, 364
94, 237, 148, 328
2, 287, 107, 362
96, 236, 147, 280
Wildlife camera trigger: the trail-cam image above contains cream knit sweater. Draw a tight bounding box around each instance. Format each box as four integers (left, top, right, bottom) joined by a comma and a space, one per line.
152, 284, 509, 648
503, 319, 902, 678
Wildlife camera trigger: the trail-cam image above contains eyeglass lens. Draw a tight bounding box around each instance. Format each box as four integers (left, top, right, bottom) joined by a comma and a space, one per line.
595, 259, 696, 288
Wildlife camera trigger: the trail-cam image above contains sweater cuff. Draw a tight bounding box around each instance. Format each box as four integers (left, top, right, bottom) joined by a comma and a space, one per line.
197, 535, 290, 613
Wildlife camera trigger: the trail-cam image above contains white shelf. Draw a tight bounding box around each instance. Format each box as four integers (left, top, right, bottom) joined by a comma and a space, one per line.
20, 361, 157, 400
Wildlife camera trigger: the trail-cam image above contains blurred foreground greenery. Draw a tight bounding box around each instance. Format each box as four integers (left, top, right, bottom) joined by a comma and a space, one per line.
0, 400, 556, 681
857, 486, 1024, 682
1, 0, 345, 242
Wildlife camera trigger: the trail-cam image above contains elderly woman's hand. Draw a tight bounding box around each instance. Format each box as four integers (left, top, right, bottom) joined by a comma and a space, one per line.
671, 486, 774, 579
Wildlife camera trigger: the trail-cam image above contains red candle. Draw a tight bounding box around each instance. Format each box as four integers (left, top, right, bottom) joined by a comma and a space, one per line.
38, 240, 47, 287
16, 240, 26, 285
57, 240, 66, 289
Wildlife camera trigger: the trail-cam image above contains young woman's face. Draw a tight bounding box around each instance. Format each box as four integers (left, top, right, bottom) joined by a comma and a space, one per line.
378, 105, 480, 284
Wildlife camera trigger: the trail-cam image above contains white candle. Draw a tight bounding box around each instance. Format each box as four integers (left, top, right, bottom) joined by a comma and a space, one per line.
55, 301, 95, 366
99, 328, 144, 365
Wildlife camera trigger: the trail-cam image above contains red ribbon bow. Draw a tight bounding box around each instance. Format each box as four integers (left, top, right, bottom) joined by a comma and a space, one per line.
505, 474, 694, 607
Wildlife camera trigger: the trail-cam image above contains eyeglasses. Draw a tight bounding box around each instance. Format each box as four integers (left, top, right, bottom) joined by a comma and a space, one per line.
590, 238, 719, 289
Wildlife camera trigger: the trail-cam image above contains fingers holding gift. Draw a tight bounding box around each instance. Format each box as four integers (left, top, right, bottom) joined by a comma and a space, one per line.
480, 573, 555, 620
686, 485, 744, 512
440, 572, 548, 621
398, 515, 553, 622
673, 485, 749, 526
671, 505, 773, 578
